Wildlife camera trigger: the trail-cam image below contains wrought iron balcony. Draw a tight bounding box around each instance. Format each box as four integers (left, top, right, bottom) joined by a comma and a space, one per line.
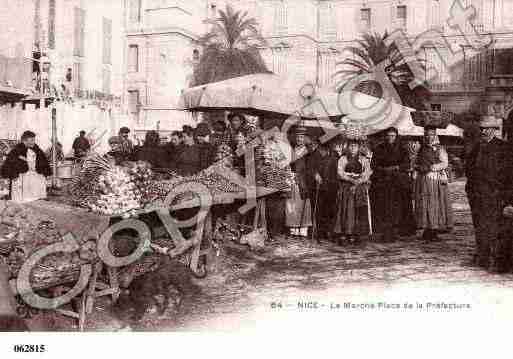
488, 74, 513, 87
427, 81, 485, 92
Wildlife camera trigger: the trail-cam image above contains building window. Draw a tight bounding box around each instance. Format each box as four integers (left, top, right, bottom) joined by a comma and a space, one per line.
397, 5, 407, 29
128, 45, 139, 73
73, 7, 85, 57
103, 18, 112, 65
128, 90, 140, 114
129, 0, 142, 23
320, 3, 338, 41
48, 0, 56, 49
431, 103, 442, 111
273, 1, 288, 36
360, 8, 371, 29
209, 3, 217, 18
73, 62, 83, 92
193, 49, 200, 61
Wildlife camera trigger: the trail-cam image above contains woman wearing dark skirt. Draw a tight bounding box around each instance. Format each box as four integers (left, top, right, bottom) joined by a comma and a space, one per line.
371, 127, 416, 241
414, 126, 453, 241
334, 139, 372, 244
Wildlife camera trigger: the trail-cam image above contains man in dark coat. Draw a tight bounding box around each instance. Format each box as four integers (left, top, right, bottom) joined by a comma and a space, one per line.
1, 131, 52, 202
465, 116, 510, 271
371, 127, 416, 242
135, 130, 169, 168
72, 130, 90, 159
1, 134, 51, 181
118, 126, 135, 161
175, 127, 200, 176
195, 123, 216, 172
163, 131, 182, 169
307, 142, 339, 240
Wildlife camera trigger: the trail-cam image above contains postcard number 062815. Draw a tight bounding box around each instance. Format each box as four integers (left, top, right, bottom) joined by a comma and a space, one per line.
12, 344, 46, 353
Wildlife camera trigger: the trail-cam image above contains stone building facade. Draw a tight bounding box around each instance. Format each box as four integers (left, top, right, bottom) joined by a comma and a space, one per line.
0, 0, 35, 102
35, 0, 125, 99
123, 0, 513, 139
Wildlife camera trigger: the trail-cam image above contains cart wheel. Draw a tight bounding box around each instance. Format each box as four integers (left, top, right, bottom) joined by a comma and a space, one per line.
192, 255, 207, 279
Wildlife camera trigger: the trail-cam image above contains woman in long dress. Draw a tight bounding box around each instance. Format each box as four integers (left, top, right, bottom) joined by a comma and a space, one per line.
414, 126, 453, 241
286, 127, 312, 238
334, 139, 372, 244
0, 131, 51, 203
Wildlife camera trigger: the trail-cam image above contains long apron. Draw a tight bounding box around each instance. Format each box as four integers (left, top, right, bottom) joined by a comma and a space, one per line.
285, 176, 312, 228
11, 149, 47, 203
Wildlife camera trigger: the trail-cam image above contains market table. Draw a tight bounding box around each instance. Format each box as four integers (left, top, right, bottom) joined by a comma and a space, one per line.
1, 183, 278, 330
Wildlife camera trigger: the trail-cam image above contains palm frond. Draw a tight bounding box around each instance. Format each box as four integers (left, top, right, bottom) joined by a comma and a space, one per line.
193, 5, 269, 86
333, 31, 431, 109
338, 59, 371, 73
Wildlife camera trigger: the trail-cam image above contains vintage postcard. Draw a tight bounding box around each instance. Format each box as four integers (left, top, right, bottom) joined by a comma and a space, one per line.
0, 0, 512, 357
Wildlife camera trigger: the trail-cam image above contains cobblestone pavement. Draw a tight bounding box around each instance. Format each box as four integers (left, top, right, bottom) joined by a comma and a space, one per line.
31, 180, 513, 331
138, 179, 513, 331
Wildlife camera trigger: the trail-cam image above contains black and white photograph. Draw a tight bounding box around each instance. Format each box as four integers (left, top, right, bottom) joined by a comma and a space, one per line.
0, 0, 512, 357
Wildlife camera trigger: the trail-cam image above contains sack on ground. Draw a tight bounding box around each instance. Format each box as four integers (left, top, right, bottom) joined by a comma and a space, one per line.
239, 228, 267, 251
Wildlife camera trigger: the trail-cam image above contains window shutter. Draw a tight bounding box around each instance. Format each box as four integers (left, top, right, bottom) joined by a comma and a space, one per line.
48, 0, 56, 49
407, 3, 415, 34
390, 3, 396, 30
103, 18, 112, 65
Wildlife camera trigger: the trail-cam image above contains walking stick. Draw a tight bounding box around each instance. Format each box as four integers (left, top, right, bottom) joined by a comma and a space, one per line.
298, 194, 307, 237
366, 185, 373, 237
311, 181, 320, 243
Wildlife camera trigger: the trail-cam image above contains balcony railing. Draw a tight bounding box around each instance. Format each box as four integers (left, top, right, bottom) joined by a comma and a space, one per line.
428, 81, 485, 92
488, 74, 513, 87
428, 75, 513, 91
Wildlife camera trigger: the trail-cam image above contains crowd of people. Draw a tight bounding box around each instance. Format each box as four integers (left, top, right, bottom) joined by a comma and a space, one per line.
93, 115, 472, 250
0, 114, 512, 274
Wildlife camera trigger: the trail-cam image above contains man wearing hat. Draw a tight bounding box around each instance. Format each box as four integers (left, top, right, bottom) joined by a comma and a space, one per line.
465, 115, 511, 271
307, 141, 338, 240
106, 136, 125, 165
195, 122, 216, 171
118, 126, 134, 161
72, 130, 90, 159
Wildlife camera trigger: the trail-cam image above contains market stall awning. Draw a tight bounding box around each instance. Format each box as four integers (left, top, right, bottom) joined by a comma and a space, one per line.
179, 73, 462, 137
178, 73, 343, 118
393, 112, 463, 137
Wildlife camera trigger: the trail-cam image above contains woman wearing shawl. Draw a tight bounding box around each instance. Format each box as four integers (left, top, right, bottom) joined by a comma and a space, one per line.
371, 127, 416, 241
414, 126, 453, 241
334, 138, 372, 244
1, 131, 51, 202
286, 126, 313, 238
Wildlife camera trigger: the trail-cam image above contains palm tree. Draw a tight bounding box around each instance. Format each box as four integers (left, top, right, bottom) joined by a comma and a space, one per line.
334, 32, 430, 110
192, 5, 270, 86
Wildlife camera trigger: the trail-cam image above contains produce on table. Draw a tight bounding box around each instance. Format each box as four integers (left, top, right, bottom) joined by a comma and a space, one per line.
260, 136, 293, 192
0, 202, 96, 280
215, 143, 234, 168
